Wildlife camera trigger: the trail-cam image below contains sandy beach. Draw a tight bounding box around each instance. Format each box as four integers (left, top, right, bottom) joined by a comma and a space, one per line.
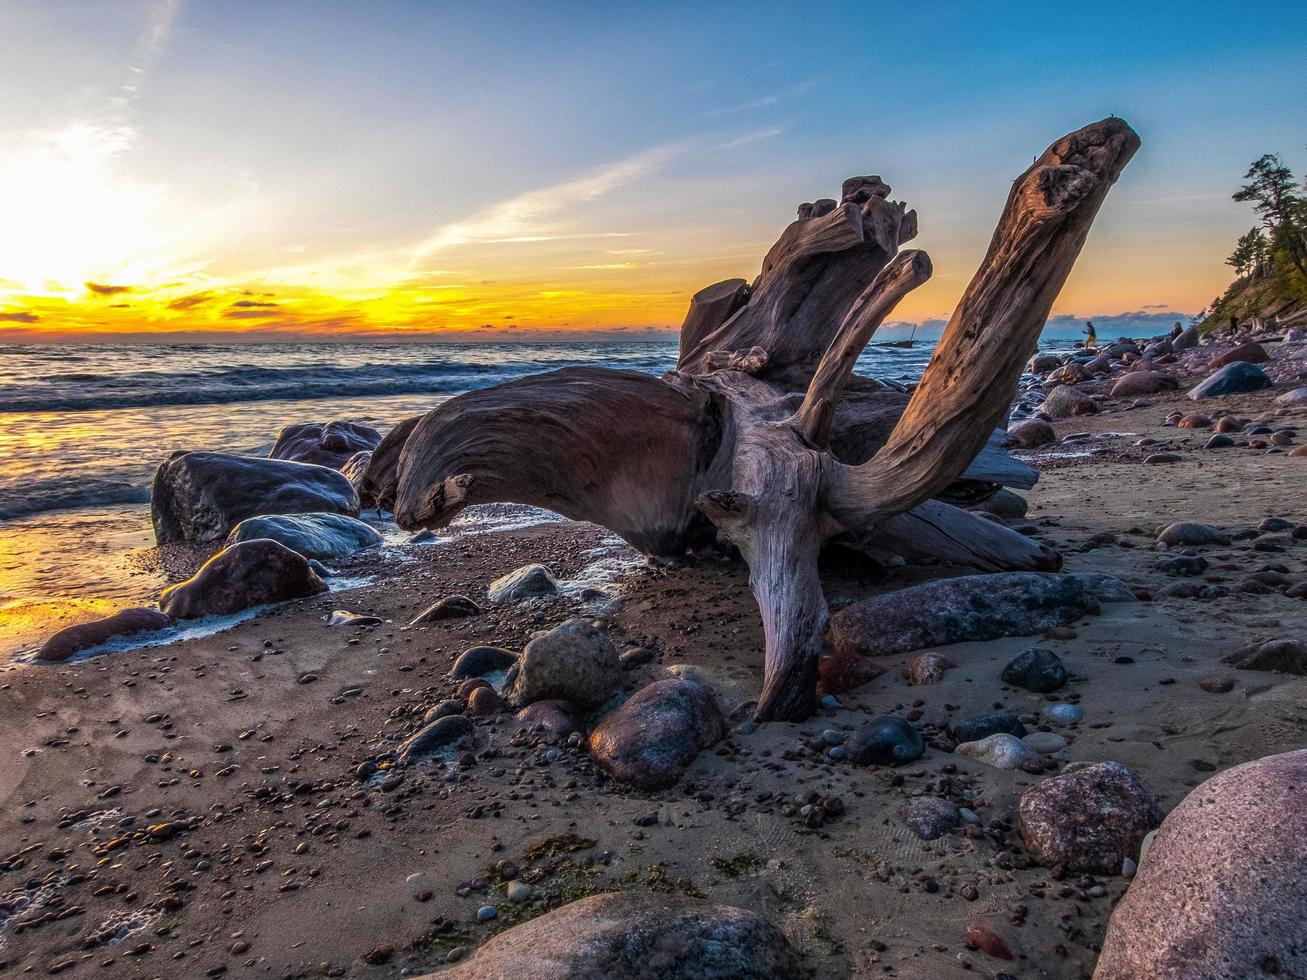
0, 334, 1303, 979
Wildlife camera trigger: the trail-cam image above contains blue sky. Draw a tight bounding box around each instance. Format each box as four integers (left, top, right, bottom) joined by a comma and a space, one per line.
0, 0, 1303, 339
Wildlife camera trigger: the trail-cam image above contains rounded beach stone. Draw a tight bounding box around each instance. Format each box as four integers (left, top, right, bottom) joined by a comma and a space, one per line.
159, 538, 327, 619
1018, 761, 1161, 874
1094, 750, 1307, 979
1000, 647, 1068, 693
846, 715, 924, 766
955, 733, 1040, 770
451, 645, 518, 678
898, 796, 960, 840
429, 891, 803, 979
950, 712, 1027, 743
487, 563, 558, 603
38, 607, 175, 662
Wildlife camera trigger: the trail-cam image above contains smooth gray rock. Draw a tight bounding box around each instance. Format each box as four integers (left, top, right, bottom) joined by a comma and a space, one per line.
1094, 750, 1307, 979
956, 733, 1040, 770
1041, 384, 1099, 419
898, 796, 960, 840
428, 891, 803, 980
151, 451, 359, 544
1188, 361, 1272, 399
408, 594, 481, 625
588, 678, 725, 790
830, 572, 1122, 658
488, 563, 558, 603
846, 715, 925, 766
505, 618, 620, 709
1156, 522, 1229, 547
226, 512, 382, 560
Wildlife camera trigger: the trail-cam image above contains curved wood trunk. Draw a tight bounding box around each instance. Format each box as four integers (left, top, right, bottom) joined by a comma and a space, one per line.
390, 117, 1140, 722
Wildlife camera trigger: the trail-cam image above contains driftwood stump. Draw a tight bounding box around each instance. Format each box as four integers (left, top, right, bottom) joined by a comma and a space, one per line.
381, 117, 1140, 722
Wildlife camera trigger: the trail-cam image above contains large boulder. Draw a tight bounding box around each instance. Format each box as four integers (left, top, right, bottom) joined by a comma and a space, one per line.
428, 891, 803, 980
225, 512, 382, 560
1210, 340, 1268, 368
37, 607, 175, 662
1094, 750, 1307, 979
151, 451, 359, 544
268, 420, 381, 469
1041, 385, 1099, 419
356, 416, 419, 510
829, 572, 1131, 658
1170, 325, 1200, 352
1188, 362, 1272, 399
1222, 638, 1307, 675
504, 618, 621, 709
588, 677, 725, 790
1018, 762, 1162, 874
1110, 371, 1178, 397
159, 538, 327, 618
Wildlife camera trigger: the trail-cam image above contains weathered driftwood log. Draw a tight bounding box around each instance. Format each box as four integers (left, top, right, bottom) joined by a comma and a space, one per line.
391, 117, 1139, 722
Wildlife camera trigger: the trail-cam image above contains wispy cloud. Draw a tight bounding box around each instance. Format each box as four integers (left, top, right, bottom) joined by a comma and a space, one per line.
715, 127, 785, 150
408, 141, 687, 266
705, 80, 815, 116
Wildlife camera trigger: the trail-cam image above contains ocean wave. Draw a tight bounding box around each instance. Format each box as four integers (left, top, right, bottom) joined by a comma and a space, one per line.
0, 351, 682, 413
0, 477, 150, 521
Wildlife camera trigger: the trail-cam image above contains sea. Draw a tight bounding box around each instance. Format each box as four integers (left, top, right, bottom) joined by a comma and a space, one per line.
0, 339, 948, 656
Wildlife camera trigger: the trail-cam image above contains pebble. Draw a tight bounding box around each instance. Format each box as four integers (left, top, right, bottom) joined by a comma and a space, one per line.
819, 694, 841, 710
505, 880, 532, 902
1144, 453, 1182, 464
955, 733, 1041, 770
1204, 434, 1234, 449
1199, 675, 1235, 694
898, 795, 960, 841
1122, 857, 1138, 878
820, 729, 845, 746
1043, 703, 1084, 727
1023, 732, 1069, 754
476, 905, 498, 922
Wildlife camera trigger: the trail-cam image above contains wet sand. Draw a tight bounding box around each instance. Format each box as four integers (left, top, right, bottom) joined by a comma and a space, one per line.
0, 363, 1304, 978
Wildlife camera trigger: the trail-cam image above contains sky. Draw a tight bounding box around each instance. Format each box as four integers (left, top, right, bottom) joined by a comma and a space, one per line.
0, 0, 1303, 343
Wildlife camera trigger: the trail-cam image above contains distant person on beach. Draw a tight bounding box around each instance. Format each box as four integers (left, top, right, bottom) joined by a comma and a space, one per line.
1084, 320, 1097, 349
1229, 315, 1239, 334
1171, 321, 1183, 338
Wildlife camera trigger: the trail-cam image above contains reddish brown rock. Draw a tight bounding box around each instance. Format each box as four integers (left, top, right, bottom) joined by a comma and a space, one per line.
466, 686, 502, 717
817, 649, 885, 694
1110, 371, 1177, 397
1007, 418, 1056, 448
1041, 385, 1098, 419
588, 678, 725, 791
159, 538, 327, 618
964, 923, 1014, 961
1094, 750, 1307, 980
903, 652, 956, 685
1176, 413, 1212, 429
38, 607, 175, 662
1210, 340, 1268, 367
514, 699, 578, 736
1018, 762, 1162, 874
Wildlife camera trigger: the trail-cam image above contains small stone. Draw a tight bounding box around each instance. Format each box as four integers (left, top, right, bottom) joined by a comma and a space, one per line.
1199, 675, 1235, 694
1023, 732, 1069, 754
1204, 433, 1235, 449
963, 923, 1014, 960
846, 715, 924, 767
476, 905, 498, 922
1144, 452, 1182, 464
505, 880, 532, 902
1043, 703, 1084, 727
451, 646, 518, 678
955, 733, 1040, 770
898, 796, 960, 840
1000, 648, 1068, 693
618, 646, 656, 668
903, 652, 956, 685
1156, 522, 1229, 547
487, 564, 557, 603
951, 712, 1027, 743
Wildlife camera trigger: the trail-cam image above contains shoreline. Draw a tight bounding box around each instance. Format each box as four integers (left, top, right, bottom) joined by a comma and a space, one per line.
0, 335, 1303, 977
